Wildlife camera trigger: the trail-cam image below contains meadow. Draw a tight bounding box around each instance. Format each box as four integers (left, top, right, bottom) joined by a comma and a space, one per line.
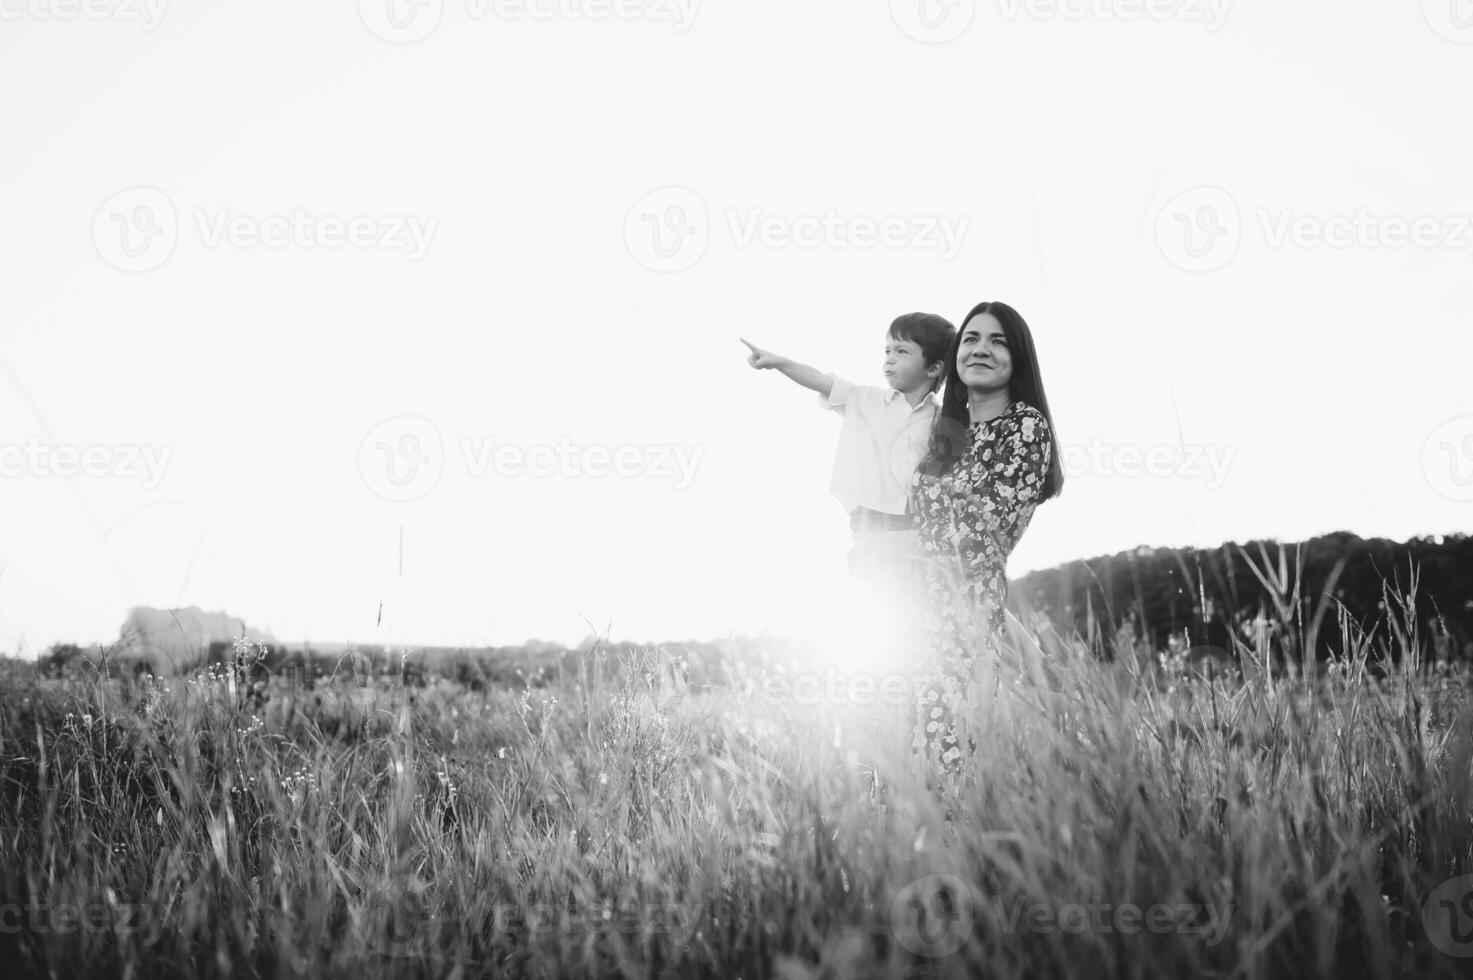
2, 574, 1472, 979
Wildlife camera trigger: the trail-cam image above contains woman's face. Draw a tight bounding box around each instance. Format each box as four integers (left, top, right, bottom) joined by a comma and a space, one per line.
956, 312, 1013, 394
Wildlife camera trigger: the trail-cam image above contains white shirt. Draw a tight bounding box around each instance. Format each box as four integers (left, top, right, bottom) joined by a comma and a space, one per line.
818, 374, 938, 516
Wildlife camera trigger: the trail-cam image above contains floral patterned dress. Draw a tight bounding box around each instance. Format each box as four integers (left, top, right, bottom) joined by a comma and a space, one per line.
907, 401, 1053, 768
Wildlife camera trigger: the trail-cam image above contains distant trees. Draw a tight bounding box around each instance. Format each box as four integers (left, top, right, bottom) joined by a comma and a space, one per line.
37, 643, 87, 678
1013, 531, 1473, 665
33, 531, 1466, 687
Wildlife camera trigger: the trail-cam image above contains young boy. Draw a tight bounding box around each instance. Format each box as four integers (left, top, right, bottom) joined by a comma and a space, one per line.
740, 312, 956, 588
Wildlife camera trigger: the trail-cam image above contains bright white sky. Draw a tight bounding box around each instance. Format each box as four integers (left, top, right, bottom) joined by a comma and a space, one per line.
2, 1, 1470, 656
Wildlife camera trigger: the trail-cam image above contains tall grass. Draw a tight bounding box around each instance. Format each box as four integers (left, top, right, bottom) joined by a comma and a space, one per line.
1, 583, 1471, 979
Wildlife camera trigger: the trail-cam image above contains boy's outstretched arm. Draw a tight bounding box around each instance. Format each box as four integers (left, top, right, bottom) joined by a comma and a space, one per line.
740, 338, 834, 398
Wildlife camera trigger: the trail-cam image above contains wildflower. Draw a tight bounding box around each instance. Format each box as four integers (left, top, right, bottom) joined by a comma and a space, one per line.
280, 767, 317, 801
435, 762, 458, 804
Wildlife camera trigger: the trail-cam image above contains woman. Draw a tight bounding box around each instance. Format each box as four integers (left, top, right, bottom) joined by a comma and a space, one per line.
908, 301, 1064, 769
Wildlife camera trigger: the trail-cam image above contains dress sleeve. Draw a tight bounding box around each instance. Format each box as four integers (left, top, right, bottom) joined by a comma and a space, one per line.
953, 410, 1052, 574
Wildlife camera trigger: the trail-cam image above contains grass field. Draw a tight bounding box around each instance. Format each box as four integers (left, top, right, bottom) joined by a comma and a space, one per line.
2, 583, 1472, 979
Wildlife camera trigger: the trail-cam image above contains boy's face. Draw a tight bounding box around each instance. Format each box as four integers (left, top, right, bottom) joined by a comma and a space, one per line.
882, 335, 940, 394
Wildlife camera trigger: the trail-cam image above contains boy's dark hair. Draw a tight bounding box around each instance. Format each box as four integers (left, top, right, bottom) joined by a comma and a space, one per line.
887, 313, 956, 386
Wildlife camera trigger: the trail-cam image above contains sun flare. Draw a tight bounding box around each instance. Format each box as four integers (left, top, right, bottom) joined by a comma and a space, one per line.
767, 573, 926, 677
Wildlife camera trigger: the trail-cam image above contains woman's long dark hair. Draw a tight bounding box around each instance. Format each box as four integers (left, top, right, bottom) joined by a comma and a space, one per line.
917, 301, 1064, 501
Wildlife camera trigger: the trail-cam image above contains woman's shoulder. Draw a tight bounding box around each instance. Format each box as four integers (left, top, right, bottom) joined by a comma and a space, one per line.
994, 401, 1050, 435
